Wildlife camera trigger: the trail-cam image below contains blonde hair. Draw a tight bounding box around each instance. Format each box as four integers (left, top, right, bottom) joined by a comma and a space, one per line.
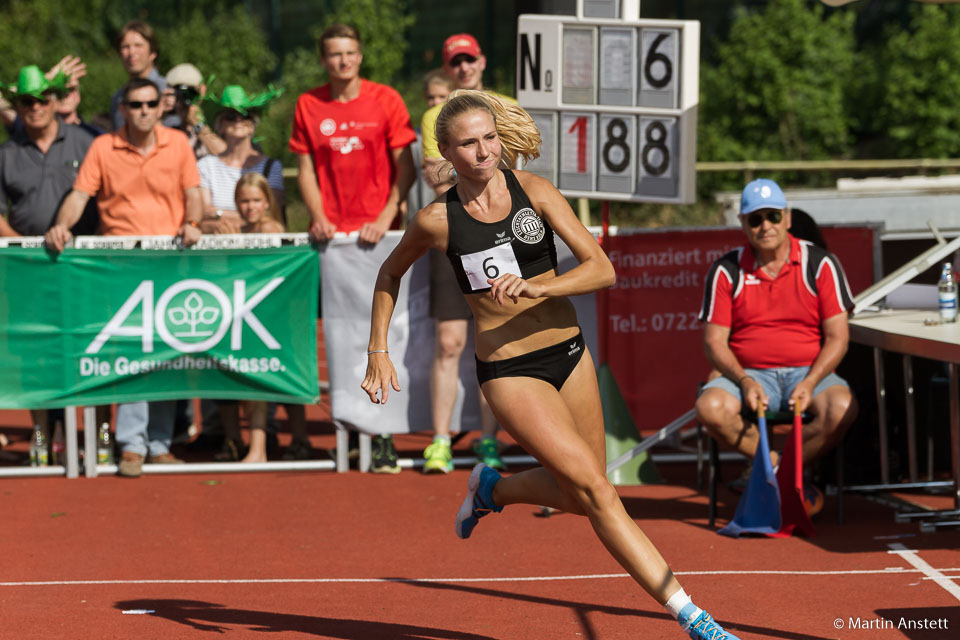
422, 69, 453, 96
434, 89, 541, 172
234, 172, 280, 226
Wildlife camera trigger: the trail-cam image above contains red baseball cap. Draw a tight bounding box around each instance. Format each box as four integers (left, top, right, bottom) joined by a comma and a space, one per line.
442, 33, 481, 65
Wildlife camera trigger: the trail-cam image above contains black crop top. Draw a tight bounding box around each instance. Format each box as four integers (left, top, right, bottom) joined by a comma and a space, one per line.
444, 169, 558, 294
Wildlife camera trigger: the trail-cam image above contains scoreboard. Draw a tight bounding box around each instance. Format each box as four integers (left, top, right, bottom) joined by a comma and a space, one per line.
517, 11, 699, 203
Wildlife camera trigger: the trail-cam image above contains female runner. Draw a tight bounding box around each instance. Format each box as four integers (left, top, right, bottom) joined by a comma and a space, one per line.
361, 90, 741, 640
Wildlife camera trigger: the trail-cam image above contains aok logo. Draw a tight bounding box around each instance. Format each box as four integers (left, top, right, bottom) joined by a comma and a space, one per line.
86, 278, 284, 354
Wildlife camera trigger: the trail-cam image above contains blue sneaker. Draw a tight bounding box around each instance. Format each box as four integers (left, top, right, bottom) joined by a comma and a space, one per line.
678, 604, 741, 640
455, 463, 503, 539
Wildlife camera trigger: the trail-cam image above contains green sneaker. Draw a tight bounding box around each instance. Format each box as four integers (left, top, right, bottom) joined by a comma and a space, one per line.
473, 437, 506, 471
371, 435, 400, 474
423, 439, 453, 474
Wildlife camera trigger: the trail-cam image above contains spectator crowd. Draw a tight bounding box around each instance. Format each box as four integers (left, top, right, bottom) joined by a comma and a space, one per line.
0, 20, 511, 476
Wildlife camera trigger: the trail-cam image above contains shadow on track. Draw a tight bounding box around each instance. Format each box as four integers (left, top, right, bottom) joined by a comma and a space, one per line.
398, 580, 835, 640
115, 599, 499, 639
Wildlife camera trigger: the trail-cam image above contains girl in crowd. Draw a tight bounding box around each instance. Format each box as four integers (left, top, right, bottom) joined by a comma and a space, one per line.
361, 90, 742, 640
225, 173, 308, 463
235, 172, 284, 235
198, 85, 309, 461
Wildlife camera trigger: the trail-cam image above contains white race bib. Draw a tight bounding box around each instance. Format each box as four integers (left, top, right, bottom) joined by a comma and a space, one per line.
459, 243, 522, 291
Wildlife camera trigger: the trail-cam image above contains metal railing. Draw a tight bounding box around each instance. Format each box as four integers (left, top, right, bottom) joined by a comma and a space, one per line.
695, 158, 960, 185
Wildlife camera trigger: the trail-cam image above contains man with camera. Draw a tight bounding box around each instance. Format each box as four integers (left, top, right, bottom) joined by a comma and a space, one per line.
163, 63, 225, 159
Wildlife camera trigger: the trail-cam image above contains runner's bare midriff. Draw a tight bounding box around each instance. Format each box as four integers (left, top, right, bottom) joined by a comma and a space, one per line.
466, 271, 580, 361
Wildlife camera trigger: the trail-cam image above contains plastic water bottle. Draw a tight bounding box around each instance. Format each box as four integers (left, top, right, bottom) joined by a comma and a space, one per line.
30, 425, 48, 467
51, 420, 65, 466
97, 422, 113, 464
939, 262, 957, 323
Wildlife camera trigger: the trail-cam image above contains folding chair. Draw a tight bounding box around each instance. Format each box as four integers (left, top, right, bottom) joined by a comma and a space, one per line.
697, 385, 846, 528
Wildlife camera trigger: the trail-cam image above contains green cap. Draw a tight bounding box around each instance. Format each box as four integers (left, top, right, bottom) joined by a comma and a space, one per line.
3, 65, 70, 101
204, 83, 284, 117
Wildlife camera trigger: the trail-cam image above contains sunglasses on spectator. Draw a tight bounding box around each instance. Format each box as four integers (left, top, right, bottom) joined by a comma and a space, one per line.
124, 99, 160, 109
17, 95, 51, 108
448, 54, 477, 67
743, 210, 783, 228
221, 110, 250, 122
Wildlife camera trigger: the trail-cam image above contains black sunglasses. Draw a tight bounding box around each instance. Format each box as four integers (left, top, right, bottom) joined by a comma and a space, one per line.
448, 54, 477, 67
17, 95, 51, 108
221, 110, 250, 122
744, 209, 783, 228
124, 99, 160, 109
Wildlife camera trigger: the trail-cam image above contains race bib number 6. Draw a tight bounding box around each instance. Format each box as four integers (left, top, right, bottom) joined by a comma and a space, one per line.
459, 243, 522, 291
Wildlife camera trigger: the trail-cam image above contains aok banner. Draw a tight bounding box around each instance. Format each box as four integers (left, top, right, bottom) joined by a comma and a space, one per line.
0, 247, 319, 408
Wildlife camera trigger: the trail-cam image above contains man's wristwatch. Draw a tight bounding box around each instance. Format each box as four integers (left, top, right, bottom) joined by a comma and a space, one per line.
215, 208, 224, 219
192, 122, 206, 135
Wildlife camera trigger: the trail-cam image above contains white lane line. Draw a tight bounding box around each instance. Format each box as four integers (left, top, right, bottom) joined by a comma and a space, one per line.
3, 567, 959, 588
888, 543, 960, 602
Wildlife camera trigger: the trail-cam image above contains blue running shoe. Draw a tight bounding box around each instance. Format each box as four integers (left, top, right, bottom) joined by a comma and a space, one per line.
678, 604, 741, 640
455, 463, 502, 539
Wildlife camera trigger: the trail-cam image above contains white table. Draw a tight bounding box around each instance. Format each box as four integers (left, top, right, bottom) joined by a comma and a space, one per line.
849, 309, 960, 530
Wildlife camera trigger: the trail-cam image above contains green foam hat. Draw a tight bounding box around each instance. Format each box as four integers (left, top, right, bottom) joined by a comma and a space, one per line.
3, 65, 70, 102
204, 83, 284, 117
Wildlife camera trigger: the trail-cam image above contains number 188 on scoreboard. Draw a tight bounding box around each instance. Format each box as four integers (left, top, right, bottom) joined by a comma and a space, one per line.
517, 14, 699, 204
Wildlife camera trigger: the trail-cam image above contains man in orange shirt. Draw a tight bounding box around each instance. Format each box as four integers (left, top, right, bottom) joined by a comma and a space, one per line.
46, 77, 202, 477
47, 78, 202, 244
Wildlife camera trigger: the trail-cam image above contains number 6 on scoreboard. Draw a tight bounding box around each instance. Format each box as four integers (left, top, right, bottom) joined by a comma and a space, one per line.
639, 28, 679, 109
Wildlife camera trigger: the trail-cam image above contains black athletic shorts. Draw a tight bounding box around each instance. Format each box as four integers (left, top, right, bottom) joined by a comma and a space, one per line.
475, 331, 585, 391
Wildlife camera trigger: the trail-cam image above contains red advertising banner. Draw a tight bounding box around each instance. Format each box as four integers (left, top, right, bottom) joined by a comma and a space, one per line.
603, 226, 876, 432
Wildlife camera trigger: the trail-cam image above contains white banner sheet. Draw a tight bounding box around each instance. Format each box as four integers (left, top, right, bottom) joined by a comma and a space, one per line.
322, 232, 598, 435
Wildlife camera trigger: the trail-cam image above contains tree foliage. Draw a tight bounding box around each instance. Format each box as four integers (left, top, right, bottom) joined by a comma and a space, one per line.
698, 0, 857, 166
259, 0, 416, 162
157, 5, 278, 93
875, 3, 960, 158
0, 0, 127, 126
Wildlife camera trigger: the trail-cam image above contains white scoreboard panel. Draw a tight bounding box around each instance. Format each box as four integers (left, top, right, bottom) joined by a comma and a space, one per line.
517, 14, 699, 204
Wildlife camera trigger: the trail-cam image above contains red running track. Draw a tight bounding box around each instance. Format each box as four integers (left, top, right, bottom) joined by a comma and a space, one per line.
2, 451, 959, 639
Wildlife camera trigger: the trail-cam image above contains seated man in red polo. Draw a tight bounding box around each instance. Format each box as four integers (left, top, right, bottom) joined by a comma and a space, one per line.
694, 178, 858, 513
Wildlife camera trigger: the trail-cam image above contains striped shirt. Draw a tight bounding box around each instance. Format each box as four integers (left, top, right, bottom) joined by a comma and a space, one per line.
198, 155, 284, 210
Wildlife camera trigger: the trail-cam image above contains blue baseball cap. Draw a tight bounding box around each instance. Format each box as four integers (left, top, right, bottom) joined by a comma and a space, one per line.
740, 178, 787, 214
